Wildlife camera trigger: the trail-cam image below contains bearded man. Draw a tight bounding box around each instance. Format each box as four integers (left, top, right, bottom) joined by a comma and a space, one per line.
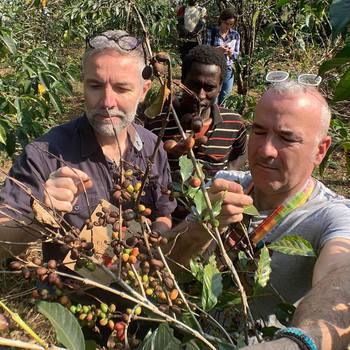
0, 30, 176, 259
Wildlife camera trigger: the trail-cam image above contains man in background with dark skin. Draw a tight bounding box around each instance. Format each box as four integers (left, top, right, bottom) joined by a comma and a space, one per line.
146, 45, 246, 221
146, 45, 247, 180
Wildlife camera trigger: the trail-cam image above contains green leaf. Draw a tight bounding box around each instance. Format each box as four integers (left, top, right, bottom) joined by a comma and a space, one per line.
85, 340, 97, 350
268, 235, 316, 257
48, 92, 63, 114
190, 258, 204, 282
0, 32, 17, 55
254, 245, 271, 290
202, 255, 223, 311
212, 196, 224, 218
329, 0, 350, 36
275, 302, 296, 326
14, 97, 23, 124
52, 81, 73, 96
342, 142, 350, 175
193, 190, 207, 216
180, 311, 198, 329
186, 185, 200, 199
37, 301, 85, 350
202, 195, 224, 221
179, 156, 193, 182
319, 45, 350, 75
252, 10, 260, 29
275, 0, 292, 9
38, 71, 51, 90
244, 204, 259, 216
238, 251, 248, 269
142, 323, 181, 350
0, 124, 6, 145
334, 68, 350, 101
36, 55, 49, 69
216, 290, 241, 309
23, 63, 36, 78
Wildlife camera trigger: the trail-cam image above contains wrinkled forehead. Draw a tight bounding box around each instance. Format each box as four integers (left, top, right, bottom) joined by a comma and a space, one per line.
257, 90, 323, 116
255, 91, 323, 130
261, 86, 327, 110
83, 49, 143, 74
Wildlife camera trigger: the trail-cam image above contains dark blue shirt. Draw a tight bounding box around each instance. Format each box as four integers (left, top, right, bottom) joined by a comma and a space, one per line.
0, 116, 176, 229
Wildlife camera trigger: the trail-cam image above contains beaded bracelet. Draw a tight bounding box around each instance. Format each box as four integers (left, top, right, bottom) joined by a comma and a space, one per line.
274, 327, 318, 350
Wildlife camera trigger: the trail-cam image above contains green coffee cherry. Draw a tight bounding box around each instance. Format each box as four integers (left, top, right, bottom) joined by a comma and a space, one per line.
100, 303, 109, 314
70, 305, 77, 314
134, 306, 142, 316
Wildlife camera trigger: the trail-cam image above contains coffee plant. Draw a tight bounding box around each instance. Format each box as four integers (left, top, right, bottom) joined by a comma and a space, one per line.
0, 22, 78, 156
0, 0, 348, 349
0, 55, 317, 350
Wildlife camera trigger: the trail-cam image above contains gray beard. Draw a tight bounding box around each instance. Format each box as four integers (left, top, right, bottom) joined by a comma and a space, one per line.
85, 108, 135, 137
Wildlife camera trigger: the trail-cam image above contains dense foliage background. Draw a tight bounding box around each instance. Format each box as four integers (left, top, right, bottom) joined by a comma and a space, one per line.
0, 0, 349, 175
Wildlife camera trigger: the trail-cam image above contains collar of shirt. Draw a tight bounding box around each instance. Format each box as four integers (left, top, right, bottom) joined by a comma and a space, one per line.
78, 115, 143, 159
211, 104, 223, 126
216, 27, 239, 41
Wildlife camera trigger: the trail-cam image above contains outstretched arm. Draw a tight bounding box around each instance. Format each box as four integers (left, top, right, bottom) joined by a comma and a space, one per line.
292, 238, 350, 350
240, 238, 350, 350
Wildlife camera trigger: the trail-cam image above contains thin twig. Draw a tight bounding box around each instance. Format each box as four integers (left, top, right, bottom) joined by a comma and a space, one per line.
0, 301, 47, 348
0, 337, 65, 350
156, 246, 203, 334
131, 263, 146, 298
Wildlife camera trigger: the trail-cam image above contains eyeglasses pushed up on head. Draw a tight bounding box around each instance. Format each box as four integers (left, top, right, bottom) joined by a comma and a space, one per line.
265, 71, 322, 87
85, 33, 142, 52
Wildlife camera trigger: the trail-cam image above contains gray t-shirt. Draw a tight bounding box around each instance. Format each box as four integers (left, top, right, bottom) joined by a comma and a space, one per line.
215, 170, 350, 323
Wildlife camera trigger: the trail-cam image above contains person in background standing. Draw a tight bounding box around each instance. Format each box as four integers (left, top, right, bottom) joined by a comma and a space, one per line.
206, 8, 240, 105
176, 0, 207, 62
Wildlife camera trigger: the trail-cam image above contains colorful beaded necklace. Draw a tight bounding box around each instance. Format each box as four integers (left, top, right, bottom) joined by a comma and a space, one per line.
250, 178, 315, 245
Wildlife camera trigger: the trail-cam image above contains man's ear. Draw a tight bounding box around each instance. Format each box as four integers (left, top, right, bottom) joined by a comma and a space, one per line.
140, 79, 152, 103
314, 135, 332, 165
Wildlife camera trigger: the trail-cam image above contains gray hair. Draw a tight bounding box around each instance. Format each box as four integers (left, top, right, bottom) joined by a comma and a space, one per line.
82, 30, 146, 73
266, 80, 331, 140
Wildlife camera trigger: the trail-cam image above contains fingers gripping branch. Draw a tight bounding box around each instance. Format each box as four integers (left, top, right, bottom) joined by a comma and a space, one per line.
44, 167, 93, 213
208, 178, 253, 229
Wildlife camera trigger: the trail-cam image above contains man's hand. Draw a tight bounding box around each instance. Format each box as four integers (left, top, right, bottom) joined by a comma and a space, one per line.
44, 167, 93, 212
240, 338, 299, 350
217, 46, 228, 55
208, 178, 253, 230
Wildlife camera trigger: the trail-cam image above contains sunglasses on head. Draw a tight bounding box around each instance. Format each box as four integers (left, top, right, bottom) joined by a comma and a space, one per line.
85, 33, 153, 80
85, 33, 142, 52
265, 71, 322, 87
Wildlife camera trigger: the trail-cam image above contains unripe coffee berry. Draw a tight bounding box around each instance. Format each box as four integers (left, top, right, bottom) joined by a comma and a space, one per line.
138, 204, 146, 213
100, 303, 109, 314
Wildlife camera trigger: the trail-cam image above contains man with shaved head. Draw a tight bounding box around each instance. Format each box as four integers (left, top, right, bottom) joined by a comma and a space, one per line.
169, 81, 350, 349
